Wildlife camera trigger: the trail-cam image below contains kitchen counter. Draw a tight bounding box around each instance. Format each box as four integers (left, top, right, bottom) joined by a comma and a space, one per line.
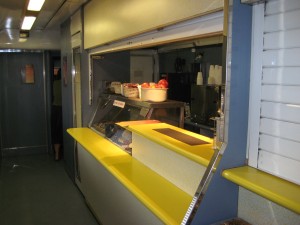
67, 127, 193, 225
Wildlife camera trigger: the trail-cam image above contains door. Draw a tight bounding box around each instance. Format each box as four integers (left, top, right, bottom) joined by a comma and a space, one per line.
130, 55, 154, 83
0, 52, 47, 155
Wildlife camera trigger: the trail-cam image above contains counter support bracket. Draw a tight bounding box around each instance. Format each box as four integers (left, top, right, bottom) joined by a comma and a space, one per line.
181, 147, 222, 225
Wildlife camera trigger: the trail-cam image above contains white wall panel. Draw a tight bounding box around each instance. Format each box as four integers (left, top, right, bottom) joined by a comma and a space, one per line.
132, 133, 207, 196
258, 150, 300, 185
262, 67, 300, 85
70, 9, 82, 36
259, 134, 300, 161
247, 3, 264, 167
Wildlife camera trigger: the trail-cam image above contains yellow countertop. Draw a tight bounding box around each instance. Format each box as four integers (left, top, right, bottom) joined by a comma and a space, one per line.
222, 166, 300, 214
67, 127, 193, 225
125, 122, 214, 167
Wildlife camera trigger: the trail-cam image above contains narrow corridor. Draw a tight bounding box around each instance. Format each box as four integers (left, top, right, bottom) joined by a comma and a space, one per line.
0, 153, 99, 225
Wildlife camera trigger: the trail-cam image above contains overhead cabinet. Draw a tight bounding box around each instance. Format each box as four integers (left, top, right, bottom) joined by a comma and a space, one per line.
84, 0, 224, 49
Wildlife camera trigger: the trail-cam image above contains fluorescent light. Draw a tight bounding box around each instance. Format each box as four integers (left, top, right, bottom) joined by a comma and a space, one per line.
21, 16, 36, 30
27, 0, 45, 11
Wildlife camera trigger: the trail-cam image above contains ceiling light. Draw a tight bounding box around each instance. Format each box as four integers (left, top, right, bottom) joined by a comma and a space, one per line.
27, 0, 45, 11
21, 16, 36, 30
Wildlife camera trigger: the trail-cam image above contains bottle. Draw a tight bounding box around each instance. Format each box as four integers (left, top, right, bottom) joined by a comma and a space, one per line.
196, 72, 203, 85
215, 65, 222, 85
184, 103, 191, 119
208, 65, 215, 85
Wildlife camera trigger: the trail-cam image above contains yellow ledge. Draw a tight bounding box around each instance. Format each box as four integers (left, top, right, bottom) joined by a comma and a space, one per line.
222, 166, 300, 214
126, 122, 214, 167
67, 127, 192, 225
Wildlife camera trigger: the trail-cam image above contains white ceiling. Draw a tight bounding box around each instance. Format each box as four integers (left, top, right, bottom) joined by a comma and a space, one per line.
0, 0, 88, 50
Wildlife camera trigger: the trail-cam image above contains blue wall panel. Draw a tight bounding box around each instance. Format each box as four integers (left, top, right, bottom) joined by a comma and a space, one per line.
191, 0, 253, 224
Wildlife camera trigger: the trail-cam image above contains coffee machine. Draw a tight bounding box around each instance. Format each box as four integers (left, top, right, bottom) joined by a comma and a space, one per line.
190, 84, 222, 127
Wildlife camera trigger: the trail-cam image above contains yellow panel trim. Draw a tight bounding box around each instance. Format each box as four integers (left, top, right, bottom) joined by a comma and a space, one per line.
222, 166, 300, 214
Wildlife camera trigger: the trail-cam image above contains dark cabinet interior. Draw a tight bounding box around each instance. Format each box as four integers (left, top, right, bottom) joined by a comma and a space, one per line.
158, 43, 224, 136
91, 39, 225, 137
190, 85, 223, 126
164, 72, 192, 103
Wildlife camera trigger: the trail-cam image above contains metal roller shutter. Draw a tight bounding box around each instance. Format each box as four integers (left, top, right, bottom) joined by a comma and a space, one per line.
248, 0, 300, 185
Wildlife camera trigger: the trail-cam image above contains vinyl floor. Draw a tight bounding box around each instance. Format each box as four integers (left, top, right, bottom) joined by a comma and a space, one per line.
0, 153, 100, 225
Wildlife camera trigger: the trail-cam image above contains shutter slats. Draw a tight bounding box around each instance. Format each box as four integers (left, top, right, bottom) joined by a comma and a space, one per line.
264, 9, 300, 32
249, 0, 300, 185
263, 48, 300, 67
260, 118, 300, 142
261, 102, 300, 123
265, 0, 300, 15
258, 150, 300, 185
261, 85, 300, 104
259, 134, 300, 161
264, 29, 300, 50
262, 67, 300, 85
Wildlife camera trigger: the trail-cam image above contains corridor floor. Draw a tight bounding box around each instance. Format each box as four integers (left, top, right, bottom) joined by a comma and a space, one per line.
0, 153, 100, 225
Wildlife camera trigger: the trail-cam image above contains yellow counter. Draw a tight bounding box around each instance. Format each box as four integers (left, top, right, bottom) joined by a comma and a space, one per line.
67, 127, 193, 225
222, 166, 300, 214
126, 122, 214, 167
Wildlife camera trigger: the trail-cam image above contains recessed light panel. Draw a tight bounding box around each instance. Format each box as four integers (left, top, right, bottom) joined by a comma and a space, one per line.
27, 0, 45, 11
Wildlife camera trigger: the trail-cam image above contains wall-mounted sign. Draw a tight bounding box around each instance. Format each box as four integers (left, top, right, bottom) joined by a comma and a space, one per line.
21, 64, 35, 84
113, 100, 125, 108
